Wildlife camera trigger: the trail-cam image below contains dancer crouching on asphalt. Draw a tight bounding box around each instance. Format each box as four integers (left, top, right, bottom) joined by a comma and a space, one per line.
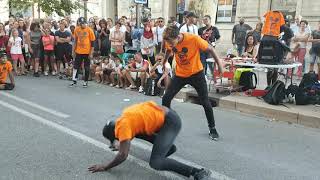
162, 25, 224, 141
0, 53, 15, 90
88, 101, 211, 180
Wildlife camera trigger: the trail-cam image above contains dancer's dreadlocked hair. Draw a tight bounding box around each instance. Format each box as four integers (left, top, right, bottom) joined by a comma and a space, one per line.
163, 25, 180, 41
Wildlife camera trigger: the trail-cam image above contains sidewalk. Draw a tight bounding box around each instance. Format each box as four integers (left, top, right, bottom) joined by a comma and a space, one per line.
176, 70, 320, 129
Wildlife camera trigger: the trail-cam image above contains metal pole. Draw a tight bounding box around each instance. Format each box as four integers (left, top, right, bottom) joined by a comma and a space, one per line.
83, 0, 88, 20
136, 3, 142, 28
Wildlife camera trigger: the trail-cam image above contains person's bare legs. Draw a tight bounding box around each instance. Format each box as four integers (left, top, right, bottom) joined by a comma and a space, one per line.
34, 58, 40, 74
140, 72, 146, 87
12, 60, 18, 75
50, 56, 57, 74
110, 72, 116, 85
124, 70, 135, 86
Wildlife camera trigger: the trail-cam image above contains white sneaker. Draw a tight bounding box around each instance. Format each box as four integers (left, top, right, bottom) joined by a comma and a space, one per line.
125, 85, 136, 90
138, 86, 144, 93
52, 71, 57, 76
44, 71, 49, 76
109, 84, 115, 87
115, 85, 120, 88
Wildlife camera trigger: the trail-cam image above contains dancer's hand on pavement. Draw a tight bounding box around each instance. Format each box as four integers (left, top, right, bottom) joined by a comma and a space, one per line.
88, 164, 107, 173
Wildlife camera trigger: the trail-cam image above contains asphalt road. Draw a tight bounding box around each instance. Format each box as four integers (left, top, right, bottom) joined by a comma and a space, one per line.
1, 75, 320, 180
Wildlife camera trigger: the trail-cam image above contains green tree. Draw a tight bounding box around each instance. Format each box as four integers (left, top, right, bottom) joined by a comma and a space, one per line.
8, 0, 84, 17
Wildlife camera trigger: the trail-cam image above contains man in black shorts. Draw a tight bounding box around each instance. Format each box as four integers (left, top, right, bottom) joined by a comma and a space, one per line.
55, 21, 72, 76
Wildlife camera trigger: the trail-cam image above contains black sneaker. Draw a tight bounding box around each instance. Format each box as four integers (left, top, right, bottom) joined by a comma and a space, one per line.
194, 168, 211, 180
209, 128, 219, 141
69, 81, 77, 87
33, 72, 40, 77
83, 81, 88, 88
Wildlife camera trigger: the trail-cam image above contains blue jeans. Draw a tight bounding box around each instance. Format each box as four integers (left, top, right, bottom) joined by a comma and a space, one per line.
236, 45, 244, 57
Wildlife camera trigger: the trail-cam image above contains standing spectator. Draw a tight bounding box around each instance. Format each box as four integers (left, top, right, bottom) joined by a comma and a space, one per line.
153, 17, 166, 53
98, 19, 110, 56
8, 29, 25, 75
0, 53, 15, 90
110, 17, 126, 33
110, 21, 125, 56
291, 15, 311, 35
232, 17, 252, 56
180, 12, 199, 35
252, 22, 263, 43
124, 23, 133, 51
198, 15, 220, 75
292, 20, 310, 77
141, 24, 156, 65
55, 21, 72, 75
0, 23, 9, 51
5, 17, 15, 35
89, 21, 100, 57
308, 21, 320, 77
280, 18, 294, 46
28, 22, 42, 77
42, 28, 56, 76
69, 17, 96, 88
107, 18, 113, 30
169, 16, 180, 28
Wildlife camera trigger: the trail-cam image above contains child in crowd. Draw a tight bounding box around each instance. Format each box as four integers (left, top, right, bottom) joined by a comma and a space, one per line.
42, 28, 57, 76
94, 57, 105, 83
103, 58, 115, 85
149, 53, 172, 90
8, 29, 25, 75
110, 56, 124, 88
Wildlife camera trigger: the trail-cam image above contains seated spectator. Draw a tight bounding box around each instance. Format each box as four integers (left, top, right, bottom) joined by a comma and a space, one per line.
94, 57, 104, 83
149, 53, 172, 90
103, 58, 116, 86
0, 53, 15, 90
242, 34, 258, 59
110, 54, 124, 88
123, 51, 149, 92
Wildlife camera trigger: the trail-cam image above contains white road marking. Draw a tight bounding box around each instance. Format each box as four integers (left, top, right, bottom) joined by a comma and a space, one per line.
132, 139, 236, 180
0, 92, 70, 118
0, 100, 182, 180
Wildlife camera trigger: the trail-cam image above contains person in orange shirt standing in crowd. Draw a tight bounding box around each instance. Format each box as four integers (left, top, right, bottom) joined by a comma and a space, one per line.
88, 101, 211, 180
70, 17, 96, 88
162, 26, 224, 141
0, 53, 15, 90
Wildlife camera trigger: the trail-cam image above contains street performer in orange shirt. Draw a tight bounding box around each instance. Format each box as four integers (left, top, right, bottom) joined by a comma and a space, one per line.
0, 53, 15, 90
162, 25, 224, 140
88, 101, 211, 180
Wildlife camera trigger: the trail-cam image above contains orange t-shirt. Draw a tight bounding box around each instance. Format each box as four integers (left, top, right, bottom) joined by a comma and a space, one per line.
167, 33, 208, 78
74, 26, 96, 54
262, 11, 285, 37
0, 61, 13, 83
115, 101, 165, 142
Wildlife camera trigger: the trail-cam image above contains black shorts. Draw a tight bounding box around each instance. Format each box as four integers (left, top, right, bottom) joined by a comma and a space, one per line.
44, 50, 55, 57
56, 44, 72, 62
1, 83, 15, 90
103, 69, 113, 75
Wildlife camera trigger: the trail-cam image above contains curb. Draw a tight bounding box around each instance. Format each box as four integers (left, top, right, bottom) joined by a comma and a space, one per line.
180, 90, 320, 129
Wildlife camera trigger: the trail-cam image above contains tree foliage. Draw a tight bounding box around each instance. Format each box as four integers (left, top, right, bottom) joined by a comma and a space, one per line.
8, 0, 84, 16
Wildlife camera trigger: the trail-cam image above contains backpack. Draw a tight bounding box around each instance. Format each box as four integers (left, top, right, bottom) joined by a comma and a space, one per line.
299, 72, 318, 89
295, 86, 320, 105
143, 78, 160, 96
239, 71, 257, 91
263, 80, 286, 105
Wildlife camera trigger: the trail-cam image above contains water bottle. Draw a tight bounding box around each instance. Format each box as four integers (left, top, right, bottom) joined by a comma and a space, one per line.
152, 79, 155, 95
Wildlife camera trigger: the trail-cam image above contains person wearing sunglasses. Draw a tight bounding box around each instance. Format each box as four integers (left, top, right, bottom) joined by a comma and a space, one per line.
154, 17, 166, 54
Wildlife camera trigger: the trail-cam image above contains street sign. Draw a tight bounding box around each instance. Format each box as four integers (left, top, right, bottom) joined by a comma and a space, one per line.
134, 0, 147, 4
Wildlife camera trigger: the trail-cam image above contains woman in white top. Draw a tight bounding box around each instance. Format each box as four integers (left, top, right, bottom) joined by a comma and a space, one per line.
109, 21, 125, 55
292, 20, 310, 77
141, 25, 156, 65
149, 53, 172, 90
